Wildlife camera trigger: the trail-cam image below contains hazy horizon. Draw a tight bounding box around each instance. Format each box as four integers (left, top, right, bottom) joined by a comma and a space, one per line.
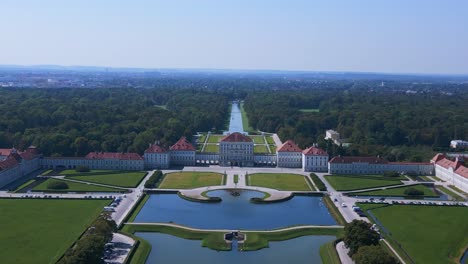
1, 0, 468, 75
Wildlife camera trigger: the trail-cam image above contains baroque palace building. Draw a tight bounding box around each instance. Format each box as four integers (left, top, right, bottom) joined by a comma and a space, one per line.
5, 133, 463, 192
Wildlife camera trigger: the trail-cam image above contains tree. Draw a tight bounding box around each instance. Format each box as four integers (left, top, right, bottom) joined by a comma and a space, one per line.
76, 165, 90, 173
404, 187, 424, 196
352, 245, 398, 264
47, 181, 69, 190
344, 220, 381, 256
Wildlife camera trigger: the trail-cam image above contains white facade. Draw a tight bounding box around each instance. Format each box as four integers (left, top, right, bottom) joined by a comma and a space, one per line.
219, 141, 254, 167
450, 140, 468, 149
328, 156, 434, 175
434, 164, 468, 193
170, 151, 196, 166
144, 152, 170, 169
41, 157, 144, 171
277, 152, 302, 168
303, 155, 328, 172
0, 150, 41, 189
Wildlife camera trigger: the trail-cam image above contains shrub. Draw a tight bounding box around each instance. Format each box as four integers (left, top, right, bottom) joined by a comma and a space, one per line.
383, 171, 399, 178
47, 181, 69, 190
75, 166, 90, 173
404, 187, 424, 196
352, 245, 398, 264
344, 220, 380, 256
310, 173, 327, 191
144, 170, 163, 188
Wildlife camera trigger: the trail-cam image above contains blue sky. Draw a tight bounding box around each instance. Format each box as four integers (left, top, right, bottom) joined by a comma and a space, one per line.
1, 0, 467, 74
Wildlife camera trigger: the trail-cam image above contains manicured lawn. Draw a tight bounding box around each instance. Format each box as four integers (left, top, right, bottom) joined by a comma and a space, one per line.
197, 134, 207, 143
449, 185, 467, 195
66, 171, 146, 187
207, 134, 224, 143
363, 204, 468, 264
13, 179, 36, 192
437, 186, 465, 201
249, 135, 265, 144
269, 145, 277, 153
158, 172, 223, 189
266, 136, 275, 144
33, 178, 123, 192
325, 175, 403, 191
203, 144, 219, 153
60, 169, 122, 176
0, 198, 110, 264
248, 173, 311, 191
319, 240, 341, 264
240, 102, 255, 132
196, 144, 204, 151
254, 145, 269, 153
299, 108, 320, 113
352, 184, 439, 197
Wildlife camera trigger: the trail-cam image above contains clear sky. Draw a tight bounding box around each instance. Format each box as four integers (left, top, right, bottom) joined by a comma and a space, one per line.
1, 0, 467, 74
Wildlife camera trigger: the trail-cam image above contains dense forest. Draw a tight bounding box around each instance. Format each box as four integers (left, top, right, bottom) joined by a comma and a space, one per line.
0, 76, 467, 161
244, 89, 467, 161
0, 88, 229, 156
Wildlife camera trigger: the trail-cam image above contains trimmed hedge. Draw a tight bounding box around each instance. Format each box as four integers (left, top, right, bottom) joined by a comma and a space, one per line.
144, 170, 163, 188
47, 181, 69, 190
310, 173, 327, 191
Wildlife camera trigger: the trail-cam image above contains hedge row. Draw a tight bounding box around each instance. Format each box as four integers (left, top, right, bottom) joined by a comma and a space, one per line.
310, 173, 327, 191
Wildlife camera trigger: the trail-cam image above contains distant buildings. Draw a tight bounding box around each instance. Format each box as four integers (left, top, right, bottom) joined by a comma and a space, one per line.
325, 130, 341, 145
450, 140, 468, 149
431, 154, 468, 193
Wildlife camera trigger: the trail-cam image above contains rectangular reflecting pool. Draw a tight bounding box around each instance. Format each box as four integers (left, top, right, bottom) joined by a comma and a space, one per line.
136, 232, 335, 264
134, 190, 337, 229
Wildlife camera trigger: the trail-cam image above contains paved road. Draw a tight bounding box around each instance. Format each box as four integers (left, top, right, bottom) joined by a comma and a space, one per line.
104, 233, 135, 264
336, 241, 354, 264
126, 222, 343, 232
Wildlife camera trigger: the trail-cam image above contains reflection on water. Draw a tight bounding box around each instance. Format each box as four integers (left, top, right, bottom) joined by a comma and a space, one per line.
137, 232, 335, 264
134, 190, 337, 229
226, 101, 245, 134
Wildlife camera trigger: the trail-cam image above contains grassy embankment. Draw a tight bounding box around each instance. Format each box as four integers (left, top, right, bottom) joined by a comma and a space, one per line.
352, 184, 439, 197
158, 171, 224, 189
325, 174, 404, 191
240, 102, 255, 133
248, 173, 312, 191
0, 199, 110, 263
360, 203, 468, 264
63, 170, 147, 188
33, 178, 123, 192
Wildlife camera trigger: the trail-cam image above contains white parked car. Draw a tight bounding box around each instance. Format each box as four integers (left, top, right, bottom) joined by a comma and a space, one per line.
341, 203, 347, 207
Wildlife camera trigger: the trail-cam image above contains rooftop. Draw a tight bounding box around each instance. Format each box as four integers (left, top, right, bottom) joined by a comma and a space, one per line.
220, 132, 252, 143
277, 140, 302, 152
170, 137, 196, 151
303, 146, 327, 156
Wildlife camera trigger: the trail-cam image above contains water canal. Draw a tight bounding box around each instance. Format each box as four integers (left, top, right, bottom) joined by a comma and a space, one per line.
134, 190, 337, 229
136, 232, 335, 264
225, 101, 245, 134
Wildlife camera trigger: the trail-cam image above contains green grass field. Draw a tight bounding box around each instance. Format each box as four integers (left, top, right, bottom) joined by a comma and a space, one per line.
269, 145, 277, 153
319, 240, 341, 264
362, 204, 468, 264
33, 178, 123, 192
254, 145, 269, 153
299, 108, 320, 113
325, 175, 403, 191
66, 171, 146, 187
203, 144, 219, 152
437, 186, 465, 201
158, 172, 223, 189
197, 134, 207, 143
352, 184, 439, 197
249, 135, 265, 144
207, 134, 224, 143
13, 179, 36, 192
266, 136, 275, 144
0, 199, 110, 264
248, 173, 311, 191
240, 102, 255, 132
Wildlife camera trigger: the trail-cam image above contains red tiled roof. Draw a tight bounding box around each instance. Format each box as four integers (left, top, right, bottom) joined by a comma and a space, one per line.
431, 153, 445, 163
388, 162, 432, 165
221, 132, 252, 143
454, 166, 468, 178
0, 156, 19, 170
85, 152, 143, 160
0, 148, 13, 156
170, 137, 196, 151
329, 156, 388, 164
145, 144, 167, 153
303, 146, 327, 156
277, 140, 302, 152
20, 152, 37, 161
